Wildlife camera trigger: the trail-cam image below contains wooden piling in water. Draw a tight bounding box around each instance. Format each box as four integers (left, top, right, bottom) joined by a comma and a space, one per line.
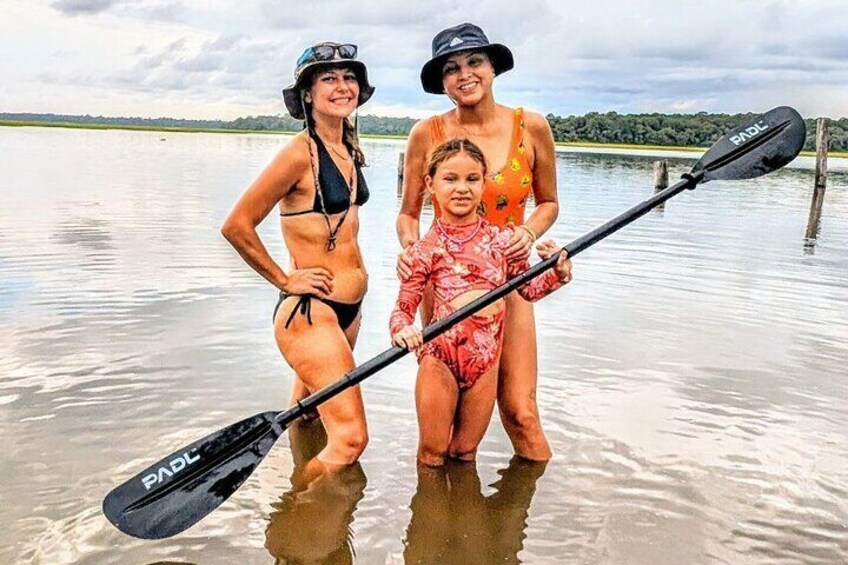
651, 160, 669, 214
653, 160, 668, 191
805, 118, 828, 240
397, 152, 405, 195
653, 160, 668, 190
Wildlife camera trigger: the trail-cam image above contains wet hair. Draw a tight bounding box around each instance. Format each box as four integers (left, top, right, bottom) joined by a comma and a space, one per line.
426, 138, 488, 179
301, 65, 366, 167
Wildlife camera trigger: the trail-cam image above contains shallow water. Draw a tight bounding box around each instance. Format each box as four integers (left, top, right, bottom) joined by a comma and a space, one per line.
1, 127, 846, 564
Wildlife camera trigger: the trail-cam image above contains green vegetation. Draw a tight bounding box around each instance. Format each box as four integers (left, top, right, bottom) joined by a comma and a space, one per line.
555, 140, 705, 152
545, 112, 848, 154
2, 111, 846, 155
0, 119, 409, 140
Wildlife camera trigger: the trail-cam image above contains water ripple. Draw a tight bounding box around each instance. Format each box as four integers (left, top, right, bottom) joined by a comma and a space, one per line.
1, 128, 846, 564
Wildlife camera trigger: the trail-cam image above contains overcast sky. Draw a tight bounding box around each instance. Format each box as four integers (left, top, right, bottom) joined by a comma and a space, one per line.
2, 0, 846, 120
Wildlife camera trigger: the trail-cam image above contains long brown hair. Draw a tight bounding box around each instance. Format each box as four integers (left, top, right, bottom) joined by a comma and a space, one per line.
426, 138, 488, 178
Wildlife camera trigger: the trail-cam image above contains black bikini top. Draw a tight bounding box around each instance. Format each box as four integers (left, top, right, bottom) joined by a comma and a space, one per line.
281, 136, 369, 217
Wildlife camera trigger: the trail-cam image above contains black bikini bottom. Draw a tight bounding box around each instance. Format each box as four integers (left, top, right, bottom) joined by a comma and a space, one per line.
273, 291, 362, 331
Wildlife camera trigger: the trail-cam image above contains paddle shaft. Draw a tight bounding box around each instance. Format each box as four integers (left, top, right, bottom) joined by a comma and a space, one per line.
275, 173, 701, 428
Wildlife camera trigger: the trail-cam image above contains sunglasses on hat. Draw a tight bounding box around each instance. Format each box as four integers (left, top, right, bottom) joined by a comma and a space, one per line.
296, 43, 358, 66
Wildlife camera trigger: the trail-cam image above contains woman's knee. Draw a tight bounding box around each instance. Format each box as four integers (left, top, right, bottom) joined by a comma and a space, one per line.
418, 446, 447, 467
448, 444, 477, 462
343, 424, 369, 457
328, 423, 369, 463
418, 429, 450, 467
498, 398, 542, 433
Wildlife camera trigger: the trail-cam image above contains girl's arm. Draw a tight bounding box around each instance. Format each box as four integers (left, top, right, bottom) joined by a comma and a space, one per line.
389, 241, 432, 336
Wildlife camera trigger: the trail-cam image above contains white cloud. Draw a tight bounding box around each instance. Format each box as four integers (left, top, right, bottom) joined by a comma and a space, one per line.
50, 0, 118, 16
1, 0, 846, 119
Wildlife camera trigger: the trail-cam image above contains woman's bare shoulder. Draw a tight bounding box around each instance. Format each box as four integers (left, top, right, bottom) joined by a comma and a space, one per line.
271, 131, 311, 171
249, 131, 312, 198
282, 130, 311, 155
495, 103, 517, 116
408, 117, 432, 140
521, 109, 554, 137
407, 117, 435, 154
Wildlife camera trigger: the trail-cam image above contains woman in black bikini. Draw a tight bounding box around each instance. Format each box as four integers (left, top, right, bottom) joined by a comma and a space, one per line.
221, 42, 373, 467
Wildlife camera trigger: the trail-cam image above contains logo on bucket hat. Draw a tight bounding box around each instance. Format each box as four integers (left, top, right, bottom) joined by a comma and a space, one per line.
420, 23, 514, 95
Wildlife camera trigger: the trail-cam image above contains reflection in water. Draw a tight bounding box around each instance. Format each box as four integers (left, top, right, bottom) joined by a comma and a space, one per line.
265, 420, 368, 565
52, 217, 114, 251
404, 457, 547, 564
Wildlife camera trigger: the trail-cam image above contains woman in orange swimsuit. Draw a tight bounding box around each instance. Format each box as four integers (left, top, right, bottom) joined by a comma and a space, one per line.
391, 139, 571, 466
397, 23, 561, 460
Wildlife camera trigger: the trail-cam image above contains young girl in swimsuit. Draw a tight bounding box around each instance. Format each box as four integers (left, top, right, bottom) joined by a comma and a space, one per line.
398, 23, 562, 461
390, 139, 572, 467
222, 42, 374, 467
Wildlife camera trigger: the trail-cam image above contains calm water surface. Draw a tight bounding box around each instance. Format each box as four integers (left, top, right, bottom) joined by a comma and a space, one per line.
1, 127, 846, 564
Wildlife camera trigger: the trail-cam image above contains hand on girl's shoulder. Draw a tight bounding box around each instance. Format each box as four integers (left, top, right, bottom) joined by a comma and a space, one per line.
415, 229, 444, 254
489, 223, 516, 247
398, 229, 439, 281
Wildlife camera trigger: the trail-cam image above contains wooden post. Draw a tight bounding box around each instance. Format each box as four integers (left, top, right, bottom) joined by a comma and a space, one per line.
652, 160, 669, 213
805, 118, 828, 240
397, 152, 405, 196
653, 160, 668, 191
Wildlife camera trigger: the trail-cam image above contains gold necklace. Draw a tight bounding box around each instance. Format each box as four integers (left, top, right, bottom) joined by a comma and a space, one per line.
327, 143, 351, 161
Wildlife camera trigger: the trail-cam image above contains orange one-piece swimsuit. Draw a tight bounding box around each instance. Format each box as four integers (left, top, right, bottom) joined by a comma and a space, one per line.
428, 107, 533, 226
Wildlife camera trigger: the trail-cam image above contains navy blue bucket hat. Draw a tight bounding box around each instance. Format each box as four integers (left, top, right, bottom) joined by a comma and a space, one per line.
420, 23, 514, 95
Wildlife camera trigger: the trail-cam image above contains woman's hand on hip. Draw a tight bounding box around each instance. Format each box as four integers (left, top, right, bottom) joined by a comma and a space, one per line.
282, 268, 334, 297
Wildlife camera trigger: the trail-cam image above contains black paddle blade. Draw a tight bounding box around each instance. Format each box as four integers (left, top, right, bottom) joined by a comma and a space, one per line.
103, 411, 284, 539
691, 106, 806, 182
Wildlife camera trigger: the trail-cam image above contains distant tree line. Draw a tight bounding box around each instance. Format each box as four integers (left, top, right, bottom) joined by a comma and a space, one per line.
1, 112, 234, 130
544, 112, 848, 152
2, 111, 845, 151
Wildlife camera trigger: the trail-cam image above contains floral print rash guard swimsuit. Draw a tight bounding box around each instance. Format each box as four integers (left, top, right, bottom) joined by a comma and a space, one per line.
390, 218, 567, 389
